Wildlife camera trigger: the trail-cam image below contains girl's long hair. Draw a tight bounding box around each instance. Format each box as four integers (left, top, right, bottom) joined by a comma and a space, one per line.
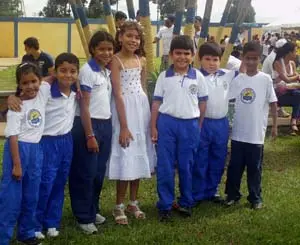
275, 41, 296, 61
15, 62, 41, 96
115, 21, 146, 57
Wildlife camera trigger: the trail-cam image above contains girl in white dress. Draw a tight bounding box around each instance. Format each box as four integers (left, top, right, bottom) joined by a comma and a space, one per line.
107, 21, 156, 225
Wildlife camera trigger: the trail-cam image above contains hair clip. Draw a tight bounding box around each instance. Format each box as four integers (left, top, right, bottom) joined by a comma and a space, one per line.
19, 62, 30, 68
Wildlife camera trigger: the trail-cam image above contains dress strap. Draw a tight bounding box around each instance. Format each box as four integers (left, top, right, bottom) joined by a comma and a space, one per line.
114, 55, 125, 70
135, 55, 141, 69
289, 61, 294, 76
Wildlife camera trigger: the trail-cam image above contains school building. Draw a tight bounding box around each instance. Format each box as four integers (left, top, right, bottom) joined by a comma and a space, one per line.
0, 17, 266, 58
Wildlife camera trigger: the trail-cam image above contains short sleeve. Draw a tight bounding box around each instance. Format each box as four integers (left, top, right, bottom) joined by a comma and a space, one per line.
197, 72, 208, 102
44, 53, 54, 68
153, 72, 165, 101
39, 82, 51, 102
78, 65, 95, 93
156, 29, 162, 39
4, 110, 22, 137
266, 76, 277, 103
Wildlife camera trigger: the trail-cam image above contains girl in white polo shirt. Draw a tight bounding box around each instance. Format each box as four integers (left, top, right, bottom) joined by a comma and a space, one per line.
69, 31, 115, 234
0, 63, 50, 245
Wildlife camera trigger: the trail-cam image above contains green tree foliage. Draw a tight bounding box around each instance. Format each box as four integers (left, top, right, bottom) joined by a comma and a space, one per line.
0, 0, 24, 17
86, 0, 116, 18
227, 0, 256, 23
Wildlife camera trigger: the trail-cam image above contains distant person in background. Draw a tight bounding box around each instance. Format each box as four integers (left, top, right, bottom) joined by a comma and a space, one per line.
294, 34, 300, 67
153, 15, 176, 72
135, 10, 140, 23
193, 16, 202, 53
115, 11, 127, 30
22, 37, 54, 78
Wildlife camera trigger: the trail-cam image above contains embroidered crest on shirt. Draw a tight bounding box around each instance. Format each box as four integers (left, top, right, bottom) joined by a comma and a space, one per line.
189, 84, 198, 95
27, 109, 42, 127
240, 88, 256, 104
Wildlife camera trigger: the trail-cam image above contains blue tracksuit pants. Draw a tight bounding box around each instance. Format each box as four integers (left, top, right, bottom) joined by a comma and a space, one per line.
35, 133, 73, 232
0, 141, 42, 245
69, 117, 112, 224
193, 117, 229, 202
156, 113, 200, 211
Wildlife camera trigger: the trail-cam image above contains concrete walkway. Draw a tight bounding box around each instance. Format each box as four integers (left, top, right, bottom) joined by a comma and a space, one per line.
0, 58, 21, 71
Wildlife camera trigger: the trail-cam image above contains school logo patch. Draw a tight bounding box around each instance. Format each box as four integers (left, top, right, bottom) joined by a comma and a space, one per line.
189, 84, 198, 95
240, 88, 256, 104
27, 109, 42, 128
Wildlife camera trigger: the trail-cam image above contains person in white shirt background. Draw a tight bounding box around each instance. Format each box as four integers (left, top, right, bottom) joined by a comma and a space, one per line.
225, 41, 278, 209
193, 16, 202, 53
153, 15, 176, 72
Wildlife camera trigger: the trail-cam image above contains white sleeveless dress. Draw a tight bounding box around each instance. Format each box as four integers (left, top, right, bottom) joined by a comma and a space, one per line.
107, 55, 156, 180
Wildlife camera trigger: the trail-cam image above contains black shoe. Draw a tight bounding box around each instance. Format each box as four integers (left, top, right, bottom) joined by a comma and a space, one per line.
251, 202, 263, 210
19, 237, 42, 245
159, 210, 172, 222
177, 206, 192, 217
209, 195, 225, 204
224, 198, 239, 207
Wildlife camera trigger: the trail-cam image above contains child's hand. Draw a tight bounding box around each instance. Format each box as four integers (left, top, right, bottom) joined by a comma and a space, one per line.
7, 95, 22, 112
151, 127, 158, 144
43, 75, 56, 84
87, 136, 99, 153
76, 89, 83, 100
119, 128, 134, 148
271, 126, 278, 140
12, 164, 22, 181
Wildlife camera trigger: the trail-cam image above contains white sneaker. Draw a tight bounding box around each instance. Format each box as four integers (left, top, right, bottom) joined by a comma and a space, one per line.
78, 223, 98, 234
95, 213, 106, 225
47, 228, 59, 238
35, 231, 45, 240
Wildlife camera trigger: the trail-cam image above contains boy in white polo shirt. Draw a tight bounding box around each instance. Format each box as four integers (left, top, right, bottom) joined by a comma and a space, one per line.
192, 42, 239, 204
151, 35, 208, 221
225, 41, 278, 209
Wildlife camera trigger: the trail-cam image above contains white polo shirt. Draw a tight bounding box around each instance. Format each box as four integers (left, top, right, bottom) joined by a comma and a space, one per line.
76, 59, 112, 119
5, 82, 51, 143
229, 72, 277, 144
226, 55, 242, 71
200, 69, 238, 119
156, 25, 175, 56
262, 50, 276, 77
43, 81, 77, 136
153, 66, 208, 119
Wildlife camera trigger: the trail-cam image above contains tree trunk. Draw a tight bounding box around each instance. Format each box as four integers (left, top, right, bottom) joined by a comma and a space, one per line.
216, 0, 233, 43
103, 0, 116, 38
173, 0, 186, 35
184, 0, 197, 38
126, 0, 135, 20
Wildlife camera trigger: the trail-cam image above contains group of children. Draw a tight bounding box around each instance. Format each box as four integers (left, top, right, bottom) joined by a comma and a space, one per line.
0, 20, 278, 245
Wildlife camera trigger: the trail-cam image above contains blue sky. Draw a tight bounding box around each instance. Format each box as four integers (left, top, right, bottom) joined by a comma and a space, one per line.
24, 0, 300, 23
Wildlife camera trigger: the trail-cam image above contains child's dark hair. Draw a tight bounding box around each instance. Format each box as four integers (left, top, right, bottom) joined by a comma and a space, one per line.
195, 16, 202, 22
15, 62, 41, 96
55, 52, 80, 71
115, 21, 146, 57
242, 41, 261, 56
24, 37, 39, 50
170, 35, 194, 54
89, 31, 115, 57
199, 42, 222, 60
275, 41, 296, 61
115, 11, 127, 21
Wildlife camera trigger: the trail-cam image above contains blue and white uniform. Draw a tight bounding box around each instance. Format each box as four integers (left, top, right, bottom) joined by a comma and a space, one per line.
0, 82, 50, 245
35, 80, 77, 232
69, 59, 112, 224
193, 69, 238, 202
154, 65, 208, 211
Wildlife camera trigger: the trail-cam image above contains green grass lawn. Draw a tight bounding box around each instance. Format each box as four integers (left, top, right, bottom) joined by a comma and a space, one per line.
0, 133, 297, 244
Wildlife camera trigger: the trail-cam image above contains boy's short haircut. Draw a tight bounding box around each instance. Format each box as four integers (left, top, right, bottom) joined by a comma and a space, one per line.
243, 41, 261, 55
24, 37, 39, 50
115, 11, 127, 21
170, 35, 194, 54
199, 42, 222, 60
195, 16, 202, 22
88, 30, 115, 56
55, 52, 80, 70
